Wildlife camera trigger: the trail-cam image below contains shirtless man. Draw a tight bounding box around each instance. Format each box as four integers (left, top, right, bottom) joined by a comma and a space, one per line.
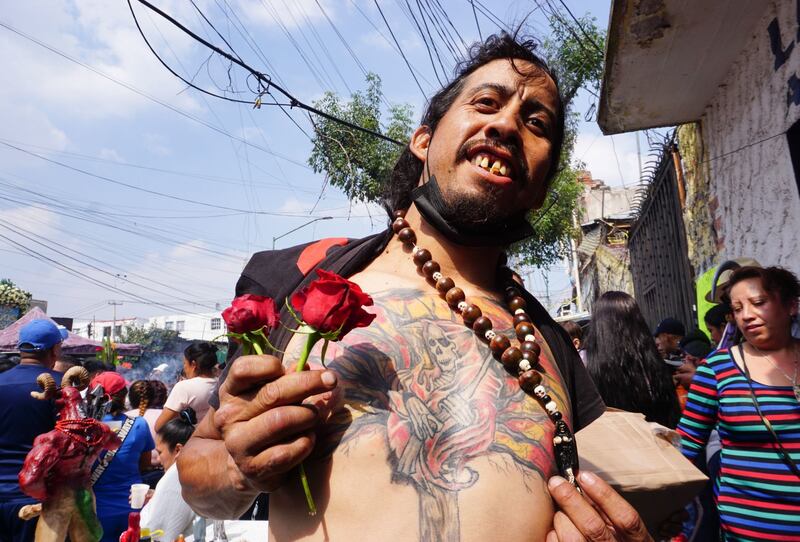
178, 32, 653, 542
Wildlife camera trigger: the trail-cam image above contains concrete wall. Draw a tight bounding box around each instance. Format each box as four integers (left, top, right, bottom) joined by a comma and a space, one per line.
699, 0, 800, 273
677, 123, 719, 275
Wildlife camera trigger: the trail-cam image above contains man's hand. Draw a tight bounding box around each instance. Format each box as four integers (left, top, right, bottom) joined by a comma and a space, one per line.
213, 354, 339, 494
546, 471, 653, 542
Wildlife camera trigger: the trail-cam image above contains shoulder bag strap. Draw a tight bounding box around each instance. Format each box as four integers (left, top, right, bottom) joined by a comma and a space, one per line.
738, 343, 800, 479
90, 416, 136, 485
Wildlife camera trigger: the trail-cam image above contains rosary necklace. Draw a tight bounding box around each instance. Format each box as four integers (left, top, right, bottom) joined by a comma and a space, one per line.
391, 210, 580, 487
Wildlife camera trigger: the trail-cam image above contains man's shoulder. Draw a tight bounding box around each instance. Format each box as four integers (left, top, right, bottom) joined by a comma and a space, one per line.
0, 364, 59, 384
238, 231, 392, 297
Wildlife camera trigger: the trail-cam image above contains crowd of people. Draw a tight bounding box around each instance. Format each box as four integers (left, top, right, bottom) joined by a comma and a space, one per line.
1, 29, 799, 542
0, 325, 216, 542
560, 264, 800, 541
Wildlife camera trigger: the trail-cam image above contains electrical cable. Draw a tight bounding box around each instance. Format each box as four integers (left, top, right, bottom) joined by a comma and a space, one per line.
470, 0, 483, 40
0, 20, 311, 169
405, 0, 446, 84
0, 137, 320, 195
0, 232, 189, 314
556, 0, 604, 53
372, 0, 428, 98
0, 219, 218, 309
132, 0, 405, 146
0, 141, 330, 217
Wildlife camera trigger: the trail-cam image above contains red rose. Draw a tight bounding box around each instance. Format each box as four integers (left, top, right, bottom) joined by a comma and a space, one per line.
222, 294, 278, 334
291, 269, 375, 339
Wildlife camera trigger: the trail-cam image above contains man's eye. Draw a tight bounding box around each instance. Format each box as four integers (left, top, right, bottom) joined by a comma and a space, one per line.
475, 97, 497, 108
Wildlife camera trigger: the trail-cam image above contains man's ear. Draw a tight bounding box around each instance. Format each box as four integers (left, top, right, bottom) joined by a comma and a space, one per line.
409, 125, 432, 161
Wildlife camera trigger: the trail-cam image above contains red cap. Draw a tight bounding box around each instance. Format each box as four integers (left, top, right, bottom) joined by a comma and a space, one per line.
90, 371, 127, 396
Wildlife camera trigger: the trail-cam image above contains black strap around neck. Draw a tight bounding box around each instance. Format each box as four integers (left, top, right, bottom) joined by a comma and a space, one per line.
738, 343, 800, 479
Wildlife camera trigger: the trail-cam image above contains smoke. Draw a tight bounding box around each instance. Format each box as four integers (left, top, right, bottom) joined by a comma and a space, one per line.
119, 351, 184, 388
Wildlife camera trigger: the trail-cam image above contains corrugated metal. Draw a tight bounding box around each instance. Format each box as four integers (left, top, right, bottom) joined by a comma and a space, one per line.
577, 227, 602, 258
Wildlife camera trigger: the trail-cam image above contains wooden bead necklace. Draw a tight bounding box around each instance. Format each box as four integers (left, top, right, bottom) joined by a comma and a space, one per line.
392, 209, 580, 487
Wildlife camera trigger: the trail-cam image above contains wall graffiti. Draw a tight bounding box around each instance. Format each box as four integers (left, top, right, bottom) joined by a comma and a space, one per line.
767, 1, 800, 106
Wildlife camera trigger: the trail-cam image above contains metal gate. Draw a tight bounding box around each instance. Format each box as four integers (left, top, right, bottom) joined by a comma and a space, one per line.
628, 147, 696, 331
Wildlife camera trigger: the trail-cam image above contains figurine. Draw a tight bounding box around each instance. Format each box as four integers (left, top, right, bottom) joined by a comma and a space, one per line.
18, 367, 120, 542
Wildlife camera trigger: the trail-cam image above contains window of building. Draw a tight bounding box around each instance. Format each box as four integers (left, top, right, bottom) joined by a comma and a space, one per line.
210, 317, 221, 330
103, 326, 111, 338
176, 321, 185, 332
114, 326, 122, 338
165, 321, 174, 330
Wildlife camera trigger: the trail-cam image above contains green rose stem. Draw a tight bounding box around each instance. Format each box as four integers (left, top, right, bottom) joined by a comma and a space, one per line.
294, 326, 327, 516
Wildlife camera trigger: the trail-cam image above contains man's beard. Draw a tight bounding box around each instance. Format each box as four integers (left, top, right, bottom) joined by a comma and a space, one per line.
410, 175, 535, 247
435, 182, 525, 233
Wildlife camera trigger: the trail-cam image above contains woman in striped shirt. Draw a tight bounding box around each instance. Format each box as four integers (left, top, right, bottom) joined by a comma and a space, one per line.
678, 266, 800, 541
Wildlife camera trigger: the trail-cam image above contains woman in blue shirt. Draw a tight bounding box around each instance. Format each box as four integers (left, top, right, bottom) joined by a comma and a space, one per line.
90, 372, 154, 542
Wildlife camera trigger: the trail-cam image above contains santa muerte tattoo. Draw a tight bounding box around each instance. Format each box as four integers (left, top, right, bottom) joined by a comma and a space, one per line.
291, 287, 571, 541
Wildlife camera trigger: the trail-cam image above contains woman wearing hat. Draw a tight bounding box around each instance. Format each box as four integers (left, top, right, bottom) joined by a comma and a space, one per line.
678, 266, 800, 540
91, 372, 155, 542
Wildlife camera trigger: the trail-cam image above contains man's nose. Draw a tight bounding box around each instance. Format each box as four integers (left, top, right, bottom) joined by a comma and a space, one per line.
483, 109, 520, 144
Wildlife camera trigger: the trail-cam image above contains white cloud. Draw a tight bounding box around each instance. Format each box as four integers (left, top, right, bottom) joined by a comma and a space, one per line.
144, 133, 172, 157
98, 148, 125, 162
0, 0, 205, 125
573, 131, 642, 188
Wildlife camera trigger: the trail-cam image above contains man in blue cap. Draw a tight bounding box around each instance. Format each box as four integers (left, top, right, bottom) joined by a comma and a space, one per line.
0, 319, 66, 542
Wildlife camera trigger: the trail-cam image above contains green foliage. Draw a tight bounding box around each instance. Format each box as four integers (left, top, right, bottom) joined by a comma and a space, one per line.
308, 74, 414, 202
543, 14, 606, 104
120, 324, 180, 355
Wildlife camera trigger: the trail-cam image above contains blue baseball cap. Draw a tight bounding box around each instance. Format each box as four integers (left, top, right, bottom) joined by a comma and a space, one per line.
18, 319, 66, 352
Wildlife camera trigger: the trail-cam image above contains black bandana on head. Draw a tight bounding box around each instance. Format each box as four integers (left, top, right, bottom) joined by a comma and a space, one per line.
410, 175, 535, 247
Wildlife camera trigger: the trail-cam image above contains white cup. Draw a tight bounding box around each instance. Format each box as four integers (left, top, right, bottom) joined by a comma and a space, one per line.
130, 483, 150, 509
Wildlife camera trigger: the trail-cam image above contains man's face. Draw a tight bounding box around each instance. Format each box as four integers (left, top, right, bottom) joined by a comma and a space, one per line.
411, 59, 559, 226
655, 333, 681, 357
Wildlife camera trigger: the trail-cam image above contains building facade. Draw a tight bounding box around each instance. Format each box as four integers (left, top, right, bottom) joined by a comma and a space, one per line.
599, 0, 800, 325
146, 312, 226, 342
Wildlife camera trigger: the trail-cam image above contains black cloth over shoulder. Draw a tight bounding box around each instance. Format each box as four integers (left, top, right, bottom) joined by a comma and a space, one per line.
210, 229, 604, 431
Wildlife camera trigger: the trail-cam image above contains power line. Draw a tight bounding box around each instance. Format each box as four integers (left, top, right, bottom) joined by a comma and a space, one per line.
373, 0, 427, 98
0, 137, 320, 195
130, 0, 405, 146
0, 232, 188, 314
556, 0, 604, 53
0, 20, 311, 169
469, 0, 483, 40
0, 141, 331, 217
0, 219, 218, 310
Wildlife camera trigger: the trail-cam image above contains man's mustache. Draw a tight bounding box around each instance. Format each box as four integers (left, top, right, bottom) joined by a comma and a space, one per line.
456, 139, 528, 183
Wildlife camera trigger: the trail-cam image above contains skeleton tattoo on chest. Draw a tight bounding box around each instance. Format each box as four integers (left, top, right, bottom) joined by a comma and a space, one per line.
292, 288, 571, 541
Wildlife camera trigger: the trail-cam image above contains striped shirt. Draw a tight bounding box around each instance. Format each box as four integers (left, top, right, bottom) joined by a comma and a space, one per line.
678, 349, 800, 541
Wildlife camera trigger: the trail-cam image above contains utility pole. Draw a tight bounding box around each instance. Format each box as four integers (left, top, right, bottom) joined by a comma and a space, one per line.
108, 301, 123, 341
569, 214, 584, 313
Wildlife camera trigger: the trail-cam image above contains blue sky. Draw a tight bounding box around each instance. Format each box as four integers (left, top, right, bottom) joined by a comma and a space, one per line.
0, 0, 644, 322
